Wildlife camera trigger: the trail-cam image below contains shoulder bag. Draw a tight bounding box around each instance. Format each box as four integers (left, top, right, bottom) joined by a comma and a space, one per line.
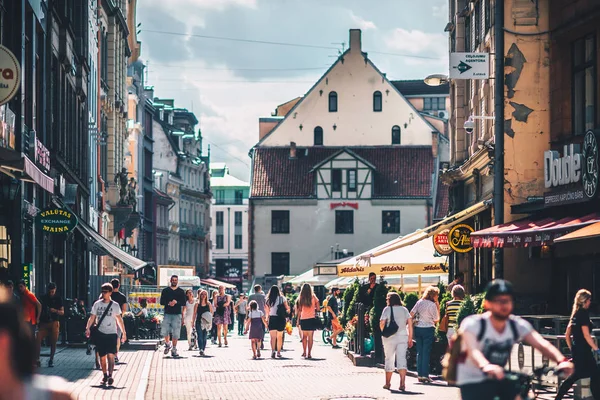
276, 297, 287, 319
381, 307, 399, 338
89, 301, 112, 345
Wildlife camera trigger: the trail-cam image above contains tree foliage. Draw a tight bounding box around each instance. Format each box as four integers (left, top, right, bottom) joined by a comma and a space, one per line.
369, 284, 389, 333
456, 295, 477, 328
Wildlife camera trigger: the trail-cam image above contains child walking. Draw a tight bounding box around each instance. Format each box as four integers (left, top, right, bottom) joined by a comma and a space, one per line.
244, 300, 268, 359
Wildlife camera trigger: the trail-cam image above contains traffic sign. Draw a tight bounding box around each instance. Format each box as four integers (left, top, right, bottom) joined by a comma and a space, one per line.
449, 52, 489, 79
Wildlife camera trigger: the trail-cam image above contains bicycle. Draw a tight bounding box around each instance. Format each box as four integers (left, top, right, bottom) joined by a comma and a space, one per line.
499, 366, 567, 400
321, 316, 345, 344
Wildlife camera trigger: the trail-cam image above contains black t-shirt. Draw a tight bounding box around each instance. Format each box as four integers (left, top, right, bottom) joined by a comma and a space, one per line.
39, 294, 64, 323
111, 291, 127, 311
328, 295, 339, 318
160, 287, 187, 315
572, 308, 593, 348
359, 284, 377, 308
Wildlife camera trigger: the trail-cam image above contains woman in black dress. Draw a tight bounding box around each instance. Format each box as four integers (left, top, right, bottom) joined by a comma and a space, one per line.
556, 289, 600, 399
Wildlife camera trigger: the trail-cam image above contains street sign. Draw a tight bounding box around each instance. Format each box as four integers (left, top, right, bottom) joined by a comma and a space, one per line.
449, 52, 489, 79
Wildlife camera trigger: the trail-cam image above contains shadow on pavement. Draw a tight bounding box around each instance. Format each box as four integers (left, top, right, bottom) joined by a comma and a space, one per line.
390, 389, 424, 395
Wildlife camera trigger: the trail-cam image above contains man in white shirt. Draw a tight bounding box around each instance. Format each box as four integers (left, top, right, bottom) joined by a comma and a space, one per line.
85, 283, 127, 387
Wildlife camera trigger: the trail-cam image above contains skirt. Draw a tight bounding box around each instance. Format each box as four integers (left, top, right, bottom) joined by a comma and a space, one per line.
214, 306, 231, 325
268, 316, 286, 332
249, 317, 265, 340
300, 318, 320, 331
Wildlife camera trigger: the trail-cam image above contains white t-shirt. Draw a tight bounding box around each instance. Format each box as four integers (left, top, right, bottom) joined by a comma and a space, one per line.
380, 305, 410, 337
267, 296, 286, 317
91, 300, 122, 335
457, 313, 533, 385
248, 310, 264, 319
411, 299, 439, 328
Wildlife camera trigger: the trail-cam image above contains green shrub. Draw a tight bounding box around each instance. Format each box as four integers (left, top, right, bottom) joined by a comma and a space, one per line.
439, 292, 453, 318
473, 292, 486, 314
437, 281, 447, 297
343, 281, 361, 325
404, 292, 419, 312
456, 295, 477, 328
369, 284, 389, 333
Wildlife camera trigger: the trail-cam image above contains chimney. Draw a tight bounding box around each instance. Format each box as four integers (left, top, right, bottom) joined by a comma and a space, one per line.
289, 142, 297, 159
431, 132, 438, 158
349, 29, 362, 52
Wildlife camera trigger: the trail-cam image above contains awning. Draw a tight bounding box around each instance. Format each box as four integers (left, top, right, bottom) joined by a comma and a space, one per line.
287, 268, 336, 285
353, 199, 491, 260
325, 274, 447, 291
201, 278, 237, 289
337, 238, 448, 277
77, 220, 147, 270
0, 148, 54, 193
549, 221, 600, 244
471, 213, 600, 248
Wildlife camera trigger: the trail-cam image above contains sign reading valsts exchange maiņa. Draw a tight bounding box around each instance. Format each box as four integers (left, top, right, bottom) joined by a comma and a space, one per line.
36, 208, 78, 234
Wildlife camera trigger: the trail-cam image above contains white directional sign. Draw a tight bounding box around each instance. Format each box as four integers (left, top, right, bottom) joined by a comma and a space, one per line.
449, 52, 489, 79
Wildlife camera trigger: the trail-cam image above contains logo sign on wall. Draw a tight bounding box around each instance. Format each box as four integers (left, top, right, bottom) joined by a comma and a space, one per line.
582, 130, 599, 199
448, 224, 474, 253
432, 229, 453, 255
36, 208, 78, 234
0, 45, 20, 106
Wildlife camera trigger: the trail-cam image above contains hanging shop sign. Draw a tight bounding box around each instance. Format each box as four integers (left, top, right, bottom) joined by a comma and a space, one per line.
448, 224, 474, 253
0, 45, 20, 106
432, 229, 453, 255
36, 208, 78, 234
543, 130, 599, 207
22, 263, 31, 290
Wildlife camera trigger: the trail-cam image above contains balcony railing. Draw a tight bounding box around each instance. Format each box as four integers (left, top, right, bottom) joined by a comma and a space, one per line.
214, 198, 248, 205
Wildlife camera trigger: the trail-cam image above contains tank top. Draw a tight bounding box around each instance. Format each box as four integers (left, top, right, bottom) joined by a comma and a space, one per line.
197, 303, 210, 316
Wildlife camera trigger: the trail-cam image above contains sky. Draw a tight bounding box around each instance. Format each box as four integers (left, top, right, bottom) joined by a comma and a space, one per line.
136, 0, 450, 180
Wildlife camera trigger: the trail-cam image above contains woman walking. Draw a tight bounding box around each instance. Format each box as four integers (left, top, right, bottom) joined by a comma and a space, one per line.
244, 300, 268, 359
235, 294, 248, 336
183, 289, 197, 351
213, 286, 231, 347
380, 292, 413, 391
410, 286, 439, 383
264, 285, 290, 358
297, 283, 321, 359
194, 290, 213, 356
556, 289, 600, 399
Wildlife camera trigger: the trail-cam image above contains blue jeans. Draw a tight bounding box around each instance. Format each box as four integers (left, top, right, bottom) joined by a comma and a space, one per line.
197, 327, 208, 351
414, 327, 435, 377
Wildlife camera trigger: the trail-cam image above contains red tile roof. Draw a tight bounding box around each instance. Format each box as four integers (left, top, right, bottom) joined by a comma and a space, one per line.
434, 180, 449, 220
251, 146, 434, 199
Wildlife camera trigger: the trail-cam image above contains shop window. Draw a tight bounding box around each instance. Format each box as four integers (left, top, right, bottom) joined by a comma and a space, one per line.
335, 210, 354, 234
573, 34, 596, 135
382, 211, 400, 234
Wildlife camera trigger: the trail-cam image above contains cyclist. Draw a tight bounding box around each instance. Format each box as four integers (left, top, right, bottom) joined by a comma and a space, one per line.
457, 279, 573, 400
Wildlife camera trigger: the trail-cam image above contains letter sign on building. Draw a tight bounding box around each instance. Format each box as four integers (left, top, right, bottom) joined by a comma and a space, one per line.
432, 229, 453, 255
544, 144, 582, 189
36, 208, 78, 234
582, 130, 599, 199
448, 224, 474, 253
0, 45, 20, 106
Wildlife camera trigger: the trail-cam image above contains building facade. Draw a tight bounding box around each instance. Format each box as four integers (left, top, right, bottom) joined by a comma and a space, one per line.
210, 163, 249, 292
249, 29, 448, 282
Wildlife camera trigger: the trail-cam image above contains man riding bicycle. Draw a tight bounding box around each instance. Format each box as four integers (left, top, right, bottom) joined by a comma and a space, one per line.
457, 279, 573, 400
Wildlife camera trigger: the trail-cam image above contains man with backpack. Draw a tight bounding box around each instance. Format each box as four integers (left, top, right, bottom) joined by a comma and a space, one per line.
448, 279, 573, 400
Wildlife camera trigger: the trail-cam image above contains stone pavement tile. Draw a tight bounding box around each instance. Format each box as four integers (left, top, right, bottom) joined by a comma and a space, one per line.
37, 345, 153, 400
147, 331, 462, 400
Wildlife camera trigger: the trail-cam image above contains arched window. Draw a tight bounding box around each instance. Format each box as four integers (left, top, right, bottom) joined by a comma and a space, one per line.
314, 126, 324, 146
328, 91, 338, 112
373, 91, 382, 112
392, 125, 401, 144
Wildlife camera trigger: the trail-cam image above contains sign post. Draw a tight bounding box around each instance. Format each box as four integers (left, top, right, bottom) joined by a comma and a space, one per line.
449, 53, 490, 79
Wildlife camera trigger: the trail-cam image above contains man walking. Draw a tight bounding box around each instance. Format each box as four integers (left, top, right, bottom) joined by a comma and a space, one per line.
36, 282, 64, 367
326, 287, 344, 348
248, 285, 267, 349
85, 283, 127, 386
159, 275, 186, 357
17, 280, 41, 336
110, 279, 128, 363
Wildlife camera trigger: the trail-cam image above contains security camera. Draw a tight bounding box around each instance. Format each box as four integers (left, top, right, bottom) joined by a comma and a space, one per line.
464, 118, 475, 134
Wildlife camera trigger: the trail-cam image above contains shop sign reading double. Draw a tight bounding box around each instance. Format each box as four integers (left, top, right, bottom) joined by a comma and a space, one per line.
448, 224, 474, 253
36, 207, 78, 234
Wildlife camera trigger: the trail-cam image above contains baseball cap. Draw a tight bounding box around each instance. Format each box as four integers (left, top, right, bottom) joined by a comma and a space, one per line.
484, 279, 514, 301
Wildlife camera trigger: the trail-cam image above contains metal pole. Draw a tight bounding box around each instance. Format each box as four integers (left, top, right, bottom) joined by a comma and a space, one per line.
494, 0, 505, 279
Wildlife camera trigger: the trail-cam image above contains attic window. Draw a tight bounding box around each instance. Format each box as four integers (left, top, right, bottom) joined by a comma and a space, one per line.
373, 91, 382, 112
329, 91, 338, 112
314, 126, 323, 146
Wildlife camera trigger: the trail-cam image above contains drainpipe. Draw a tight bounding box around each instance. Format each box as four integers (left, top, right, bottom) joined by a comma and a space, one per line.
493, 0, 505, 279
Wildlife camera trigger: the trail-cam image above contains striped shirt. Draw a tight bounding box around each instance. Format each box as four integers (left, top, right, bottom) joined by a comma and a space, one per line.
445, 299, 463, 329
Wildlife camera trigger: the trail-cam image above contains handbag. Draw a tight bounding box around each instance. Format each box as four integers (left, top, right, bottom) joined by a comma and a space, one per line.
89, 301, 112, 345
439, 313, 449, 333
381, 307, 399, 338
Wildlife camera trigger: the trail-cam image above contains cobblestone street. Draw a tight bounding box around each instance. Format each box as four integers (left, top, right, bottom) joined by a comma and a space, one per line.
38, 331, 463, 400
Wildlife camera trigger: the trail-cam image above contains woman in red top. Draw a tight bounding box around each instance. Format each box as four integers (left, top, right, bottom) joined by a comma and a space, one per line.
297, 283, 320, 359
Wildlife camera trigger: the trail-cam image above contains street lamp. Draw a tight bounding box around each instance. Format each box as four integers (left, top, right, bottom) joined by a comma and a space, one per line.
131, 245, 138, 257
424, 74, 450, 87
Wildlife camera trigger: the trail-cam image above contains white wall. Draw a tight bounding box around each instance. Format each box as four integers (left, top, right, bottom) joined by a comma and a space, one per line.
252, 199, 428, 277
260, 30, 434, 148
152, 120, 178, 174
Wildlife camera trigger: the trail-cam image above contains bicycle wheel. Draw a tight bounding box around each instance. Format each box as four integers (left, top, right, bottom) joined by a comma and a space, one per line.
336, 331, 345, 343
322, 329, 332, 344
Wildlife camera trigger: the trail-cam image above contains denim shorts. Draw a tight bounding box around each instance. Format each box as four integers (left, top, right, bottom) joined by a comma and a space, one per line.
161, 314, 182, 340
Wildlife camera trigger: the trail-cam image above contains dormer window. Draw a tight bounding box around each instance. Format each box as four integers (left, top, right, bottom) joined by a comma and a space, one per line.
392, 125, 401, 144
314, 126, 323, 145
328, 91, 338, 112
373, 91, 382, 112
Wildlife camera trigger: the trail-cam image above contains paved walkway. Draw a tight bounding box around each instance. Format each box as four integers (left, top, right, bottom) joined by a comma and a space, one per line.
38, 331, 463, 400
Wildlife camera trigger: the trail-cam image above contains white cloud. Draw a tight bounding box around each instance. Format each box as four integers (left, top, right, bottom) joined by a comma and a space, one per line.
349, 11, 377, 31
384, 28, 448, 66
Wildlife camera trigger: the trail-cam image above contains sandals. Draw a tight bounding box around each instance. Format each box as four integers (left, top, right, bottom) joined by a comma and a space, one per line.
383, 384, 391, 390
277, 352, 282, 358
399, 384, 406, 391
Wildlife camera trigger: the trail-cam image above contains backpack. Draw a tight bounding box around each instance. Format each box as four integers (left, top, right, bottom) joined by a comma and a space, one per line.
442, 317, 518, 385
